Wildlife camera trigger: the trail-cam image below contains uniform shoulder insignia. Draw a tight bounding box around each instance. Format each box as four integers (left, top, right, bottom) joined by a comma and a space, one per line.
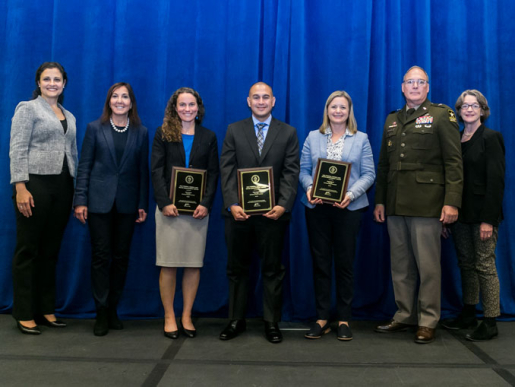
448, 109, 457, 123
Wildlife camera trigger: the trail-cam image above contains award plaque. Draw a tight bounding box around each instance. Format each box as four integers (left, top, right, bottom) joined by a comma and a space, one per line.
170, 167, 207, 214
311, 159, 352, 204
237, 167, 275, 215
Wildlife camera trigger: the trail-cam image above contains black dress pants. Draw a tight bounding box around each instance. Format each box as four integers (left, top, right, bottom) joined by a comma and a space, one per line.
12, 172, 74, 320
305, 205, 363, 321
88, 207, 136, 310
225, 216, 288, 323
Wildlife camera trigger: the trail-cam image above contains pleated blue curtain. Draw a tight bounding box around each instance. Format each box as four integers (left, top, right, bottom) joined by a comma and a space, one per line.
1, 0, 514, 321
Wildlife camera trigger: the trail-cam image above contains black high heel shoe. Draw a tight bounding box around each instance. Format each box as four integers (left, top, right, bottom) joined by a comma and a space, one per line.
17, 321, 41, 335
35, 316, 67, 328
164, 330, 179, 339
180, 319, 196, 338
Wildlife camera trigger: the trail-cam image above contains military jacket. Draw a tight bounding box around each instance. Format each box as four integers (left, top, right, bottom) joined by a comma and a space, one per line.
375, 99, 463, 218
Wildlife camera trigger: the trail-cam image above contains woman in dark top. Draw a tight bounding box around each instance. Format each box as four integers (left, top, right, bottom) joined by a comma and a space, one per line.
74, 82, 149, 336
151, 87, 219, 339
9, 62, 77, 334
442, 90, 505, 341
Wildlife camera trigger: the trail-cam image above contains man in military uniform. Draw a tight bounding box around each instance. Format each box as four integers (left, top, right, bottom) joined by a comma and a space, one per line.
373, 66, 463, 344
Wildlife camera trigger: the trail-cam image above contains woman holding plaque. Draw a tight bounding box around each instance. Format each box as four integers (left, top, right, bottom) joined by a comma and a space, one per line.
151, 87, 219, 339
10, 62, 77, 335
74, 82, 149, 336
300, 90, 375, 341
441, 90, 505, 341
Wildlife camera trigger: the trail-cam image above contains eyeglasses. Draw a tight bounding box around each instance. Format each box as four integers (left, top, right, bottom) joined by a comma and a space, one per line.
461, 103, 481, 110
404, 79, 428, 86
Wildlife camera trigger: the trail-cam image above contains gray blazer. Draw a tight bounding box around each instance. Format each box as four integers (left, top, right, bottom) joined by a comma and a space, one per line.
10, 96, 77, 184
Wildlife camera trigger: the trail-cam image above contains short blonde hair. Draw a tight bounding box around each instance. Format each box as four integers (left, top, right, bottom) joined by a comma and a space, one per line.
319, 90, 357, 134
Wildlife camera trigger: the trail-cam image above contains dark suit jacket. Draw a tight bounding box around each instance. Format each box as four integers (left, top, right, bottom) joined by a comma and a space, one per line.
74, 119, 149, 214
151, 124, 219, 211
219, 117, 300, 217
459, 125, 505, 226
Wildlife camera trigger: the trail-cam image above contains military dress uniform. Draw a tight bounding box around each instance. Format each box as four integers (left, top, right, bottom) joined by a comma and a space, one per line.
375, 98, 463, 328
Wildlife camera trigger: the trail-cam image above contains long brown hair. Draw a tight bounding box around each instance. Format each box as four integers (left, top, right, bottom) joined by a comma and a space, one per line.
161, 87, 205, 142
100, 82, 141, 126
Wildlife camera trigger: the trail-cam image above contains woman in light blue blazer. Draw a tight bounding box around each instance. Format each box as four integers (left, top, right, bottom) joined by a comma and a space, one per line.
9, 62, 77, 335
74, 82, 149, 336
300, 91, 375, 341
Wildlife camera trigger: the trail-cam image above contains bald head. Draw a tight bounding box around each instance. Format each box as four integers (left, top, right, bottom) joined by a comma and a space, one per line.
247, 82, 276, 121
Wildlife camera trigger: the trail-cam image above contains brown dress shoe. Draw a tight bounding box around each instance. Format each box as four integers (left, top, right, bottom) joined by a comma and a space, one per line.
415, 326, 435, 344
375, 320, 412, 333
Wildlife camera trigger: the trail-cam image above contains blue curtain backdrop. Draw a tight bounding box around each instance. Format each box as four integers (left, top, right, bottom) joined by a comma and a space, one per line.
1, 0, 514, 321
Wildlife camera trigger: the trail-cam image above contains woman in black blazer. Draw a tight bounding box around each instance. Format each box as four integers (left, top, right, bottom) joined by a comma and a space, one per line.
74, 82, 149, 336
442, 90, 505, 341
151, 87, 219, 339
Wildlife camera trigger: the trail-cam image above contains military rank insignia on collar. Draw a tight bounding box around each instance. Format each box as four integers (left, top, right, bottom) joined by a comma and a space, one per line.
416, 115, 433, 124
448, 110, 457, 123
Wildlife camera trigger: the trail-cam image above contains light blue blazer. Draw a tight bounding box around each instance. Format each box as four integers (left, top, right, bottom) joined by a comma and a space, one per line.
299, 129, 375, 210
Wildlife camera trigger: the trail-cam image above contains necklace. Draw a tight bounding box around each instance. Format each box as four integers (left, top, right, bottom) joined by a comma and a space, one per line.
110, 117, 129, 133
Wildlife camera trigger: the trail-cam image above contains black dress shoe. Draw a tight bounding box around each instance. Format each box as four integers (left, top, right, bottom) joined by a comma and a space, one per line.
337, 324, 353, 341
466, 321, 498, 342
375, 320, 413, 333
164, 330, 179, 339
219, 320, 246, 341
441, 315, 477, 330
108, 309, 123, 330
264, 322, 282, 344
305, 322, 331, 339
35, 316, 67, 328
94, 309, 109, 336
17, 321, 41, 335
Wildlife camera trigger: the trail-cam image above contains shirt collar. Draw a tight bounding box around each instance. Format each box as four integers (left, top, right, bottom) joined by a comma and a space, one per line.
325, 126, 352, 137
252, 115, 272, 127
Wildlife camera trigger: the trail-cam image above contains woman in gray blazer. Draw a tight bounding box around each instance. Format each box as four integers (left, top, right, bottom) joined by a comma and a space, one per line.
74, 82, 149, 337
9, 62, 77, 335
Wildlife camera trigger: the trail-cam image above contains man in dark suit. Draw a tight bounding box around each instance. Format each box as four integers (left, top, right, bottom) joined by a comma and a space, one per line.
219, 82, 299, 343
373, 66, 463, 344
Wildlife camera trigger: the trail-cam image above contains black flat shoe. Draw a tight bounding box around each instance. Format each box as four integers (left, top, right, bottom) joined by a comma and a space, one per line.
337, 324, 353, 341
466, 321, 498, 342
264, 322, 282, 344
441, 315, 477, 330
305, 322, 331, 339
219, 320, 246, 341
17, 321, 41, 335
164, 330, 179, 339
35, 316, 67, 328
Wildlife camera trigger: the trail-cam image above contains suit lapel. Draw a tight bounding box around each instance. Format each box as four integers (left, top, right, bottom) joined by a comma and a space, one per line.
341, 132, 355, 161
319, 131, 328, 159
119, 125, 137, 169
259, 118, 279, 162
101, 122, 118, 168
189, 124, 203, 167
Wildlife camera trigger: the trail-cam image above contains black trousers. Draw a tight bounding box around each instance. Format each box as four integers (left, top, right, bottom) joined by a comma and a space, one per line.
224, 216, 288, 323
88, 207, 136, 310
305, 205, 363, 321
12, 172, 74, 320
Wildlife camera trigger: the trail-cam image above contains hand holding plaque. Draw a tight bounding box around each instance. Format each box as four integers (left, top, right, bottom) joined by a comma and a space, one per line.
311, 159, 351, 204
237, 167, 275, 215
170, 167, 207, 214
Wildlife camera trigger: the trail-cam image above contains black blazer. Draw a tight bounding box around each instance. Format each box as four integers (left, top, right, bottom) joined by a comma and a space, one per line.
74, 119, 149, 214
151, 124, 219, 211
459, 125, 505, 226
219, 116, 300, 217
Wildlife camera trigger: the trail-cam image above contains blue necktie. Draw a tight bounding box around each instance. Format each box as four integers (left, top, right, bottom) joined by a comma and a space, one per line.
256, 123, 266, 155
